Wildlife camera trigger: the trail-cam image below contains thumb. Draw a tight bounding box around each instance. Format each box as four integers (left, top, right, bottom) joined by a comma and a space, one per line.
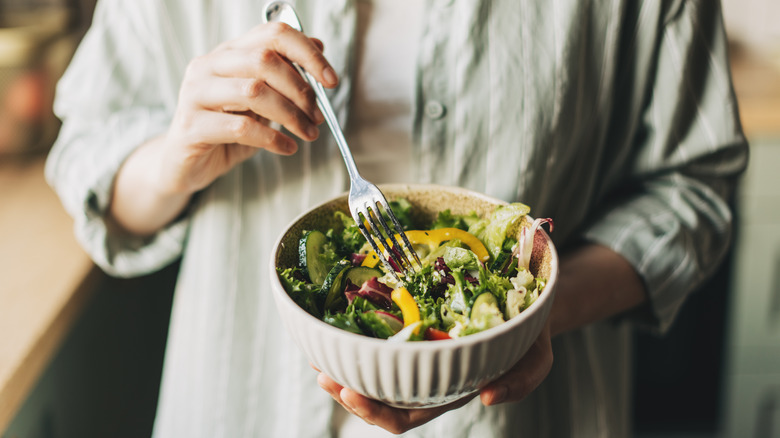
479, 323, 553, 406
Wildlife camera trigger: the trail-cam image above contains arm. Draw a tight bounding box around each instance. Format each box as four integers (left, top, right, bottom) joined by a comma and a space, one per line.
48, 0, 340, 273
549, 244, 646, 337
109, 26, 337, 237
107, 134, 190, 236
45, 0, 190, 277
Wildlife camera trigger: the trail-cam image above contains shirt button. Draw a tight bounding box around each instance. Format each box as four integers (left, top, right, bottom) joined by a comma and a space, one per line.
424, 100, 446, 120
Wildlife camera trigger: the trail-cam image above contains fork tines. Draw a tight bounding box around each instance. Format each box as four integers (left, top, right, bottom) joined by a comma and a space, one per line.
355, 201, 422, 281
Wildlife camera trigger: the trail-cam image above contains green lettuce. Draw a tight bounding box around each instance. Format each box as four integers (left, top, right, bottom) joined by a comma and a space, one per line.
278, 267, 321, 318
431, 209, 480, 231
468, 203, 530, 260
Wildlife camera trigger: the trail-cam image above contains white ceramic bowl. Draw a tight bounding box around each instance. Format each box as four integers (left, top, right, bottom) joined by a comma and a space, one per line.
269, 184, 558, 408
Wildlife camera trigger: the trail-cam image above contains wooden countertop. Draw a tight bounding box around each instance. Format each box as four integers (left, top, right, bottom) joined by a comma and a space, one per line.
0, 156, 100, 431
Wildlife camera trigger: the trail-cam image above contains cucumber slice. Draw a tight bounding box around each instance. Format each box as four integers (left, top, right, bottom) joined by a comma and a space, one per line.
470, 292, 499, 318
469, 292, 505, 332
490, 251, 511, 272
320, 260, 351, 312
344, 266, 383, 288
358, 310, 403, 339
299, 230, 333, 286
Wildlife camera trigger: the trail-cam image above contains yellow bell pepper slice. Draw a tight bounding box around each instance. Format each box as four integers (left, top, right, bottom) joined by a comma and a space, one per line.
362, 252, 381, 268
391, 287, 420, 330
360, 228, 490, 268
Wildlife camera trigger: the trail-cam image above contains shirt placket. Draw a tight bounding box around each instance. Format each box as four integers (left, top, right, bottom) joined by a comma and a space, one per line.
413, 0, 455, 184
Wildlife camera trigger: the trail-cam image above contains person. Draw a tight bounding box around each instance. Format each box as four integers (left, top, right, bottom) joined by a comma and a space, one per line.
46, 0, 747, 436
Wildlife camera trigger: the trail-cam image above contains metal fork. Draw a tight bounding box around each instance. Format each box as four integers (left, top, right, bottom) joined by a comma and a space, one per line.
264, 1, 422, 280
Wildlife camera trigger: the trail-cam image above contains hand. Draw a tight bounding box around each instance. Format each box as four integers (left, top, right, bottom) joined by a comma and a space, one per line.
316, 374, 476, 435
316, 321, 553, 435
479, 320, 553, 405
160, 22, 337, 195
109, 22, 339, 236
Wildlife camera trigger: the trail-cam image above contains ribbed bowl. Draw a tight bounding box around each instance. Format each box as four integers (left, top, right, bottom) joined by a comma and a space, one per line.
269, 184, 558, 408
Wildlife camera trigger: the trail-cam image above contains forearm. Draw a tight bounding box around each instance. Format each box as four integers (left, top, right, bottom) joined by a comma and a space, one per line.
549, 243, 647, 337
108, 134, 193, 237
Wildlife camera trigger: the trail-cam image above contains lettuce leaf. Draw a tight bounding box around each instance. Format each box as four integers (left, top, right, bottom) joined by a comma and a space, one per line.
468, 203, 530, 260
278, 267, 321, 318
431, 209, 480, 231
330, 211, 365, 254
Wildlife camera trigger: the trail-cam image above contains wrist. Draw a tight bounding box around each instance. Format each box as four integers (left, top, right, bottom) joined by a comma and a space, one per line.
547, 243, 646, 337
108, 135, 193, 236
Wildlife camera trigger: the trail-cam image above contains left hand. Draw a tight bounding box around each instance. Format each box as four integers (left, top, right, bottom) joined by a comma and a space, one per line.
316, 320, 553, 435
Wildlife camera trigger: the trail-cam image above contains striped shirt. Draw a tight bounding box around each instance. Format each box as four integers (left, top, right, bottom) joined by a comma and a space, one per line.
45, 0, 747, 436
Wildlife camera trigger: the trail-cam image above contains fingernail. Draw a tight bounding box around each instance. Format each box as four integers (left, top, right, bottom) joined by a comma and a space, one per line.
341, 390, 356, 410
307, 125, 319, 139
313, 107, 324, 124
316, 374, 333, 393
491, 385, 508, 405
322, 66, 338, 86
282, 139, 298, 155
280, 139, 298, 155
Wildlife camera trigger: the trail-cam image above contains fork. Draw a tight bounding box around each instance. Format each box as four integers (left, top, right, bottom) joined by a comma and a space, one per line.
264, 1, 422, 280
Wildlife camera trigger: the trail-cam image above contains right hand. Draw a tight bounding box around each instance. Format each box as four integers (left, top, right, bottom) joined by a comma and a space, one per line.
159, 22, 337, 196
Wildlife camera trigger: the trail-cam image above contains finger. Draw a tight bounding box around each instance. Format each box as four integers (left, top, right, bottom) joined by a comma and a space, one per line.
222, 142, 260, 163
262, 23, 338, 87
316, 373, 344, 401
193, 76, 320, 141
190, 52, 323, 126
317, 372, 475, 434
310, 37, 324, 52
480, 328, 553, 406
339, 388, 409, 434
182, 110, 298, 155
317, 374, 364, 420
339, 387, 476, 435
226, 22, 338, 88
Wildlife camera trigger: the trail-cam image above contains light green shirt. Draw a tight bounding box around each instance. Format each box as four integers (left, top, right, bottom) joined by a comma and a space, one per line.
46, 0, 747, 436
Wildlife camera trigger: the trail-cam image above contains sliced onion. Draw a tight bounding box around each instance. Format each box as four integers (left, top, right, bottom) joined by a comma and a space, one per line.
515, 218, 553, 270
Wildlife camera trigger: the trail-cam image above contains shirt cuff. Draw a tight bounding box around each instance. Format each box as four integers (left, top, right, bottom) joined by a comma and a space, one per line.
46, 108, 187, 278
580, 183, 732, 334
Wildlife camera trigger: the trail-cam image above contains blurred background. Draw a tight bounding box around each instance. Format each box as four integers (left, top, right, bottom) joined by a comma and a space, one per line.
0, 0, 778, 437
0, 0, 92, 157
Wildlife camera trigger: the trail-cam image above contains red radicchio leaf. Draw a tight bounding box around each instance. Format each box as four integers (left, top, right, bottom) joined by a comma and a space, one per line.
434, 257, 451, 274
344, 280, 361, 305
435, 257, 477, 284
350, 253, 367, 266
345, 277, 393, 309
388, 247, 403, 272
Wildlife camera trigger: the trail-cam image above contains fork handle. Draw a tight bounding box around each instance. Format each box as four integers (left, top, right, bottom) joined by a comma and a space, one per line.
301, 70, 363, 182
264, 1, 362, 182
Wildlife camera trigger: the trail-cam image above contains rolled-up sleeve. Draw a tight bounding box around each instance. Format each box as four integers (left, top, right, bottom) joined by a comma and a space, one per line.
45, 0, 186, 278
582, 0, 748, 334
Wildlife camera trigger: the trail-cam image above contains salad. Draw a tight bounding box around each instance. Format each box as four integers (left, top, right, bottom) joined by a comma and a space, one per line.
277, 200, 552, 341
